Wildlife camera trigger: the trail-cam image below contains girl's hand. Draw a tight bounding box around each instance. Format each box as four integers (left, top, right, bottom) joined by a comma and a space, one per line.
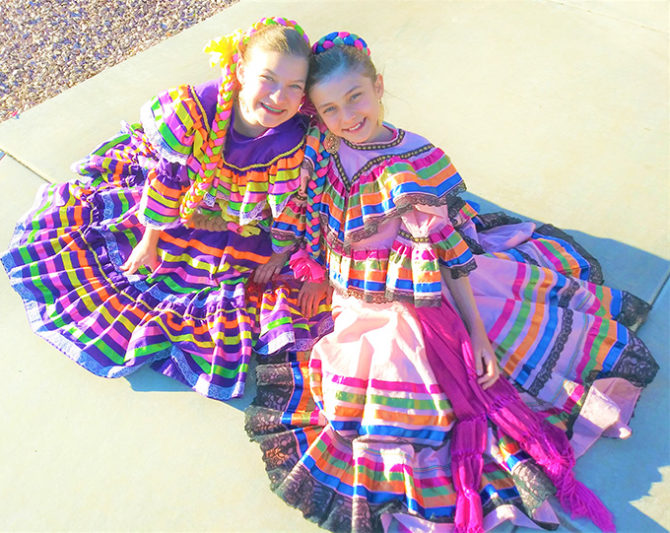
442, 272, 499, 390
253, 251, 289, 285
470, 328, 499, 390
121, 238, 160, 275
298, 280, 332, 318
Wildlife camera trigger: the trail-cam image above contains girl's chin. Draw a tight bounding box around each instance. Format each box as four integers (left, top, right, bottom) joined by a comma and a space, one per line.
340, 120, 391, 145
341, 127, 376, 144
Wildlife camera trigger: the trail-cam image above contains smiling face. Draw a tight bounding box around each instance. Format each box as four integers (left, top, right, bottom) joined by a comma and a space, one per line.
235, 48, 309, 136
309, 69, 386, 144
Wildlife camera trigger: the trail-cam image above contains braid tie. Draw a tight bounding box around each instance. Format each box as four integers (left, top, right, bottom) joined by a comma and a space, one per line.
179, 16, 309, 223
312, 31, 370, 56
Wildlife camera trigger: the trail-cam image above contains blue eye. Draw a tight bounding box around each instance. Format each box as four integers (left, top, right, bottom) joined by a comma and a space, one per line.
323, 106, 336, 114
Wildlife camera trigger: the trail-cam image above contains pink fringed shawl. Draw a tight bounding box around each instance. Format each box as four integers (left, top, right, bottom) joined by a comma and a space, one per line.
416, 299, 616, 533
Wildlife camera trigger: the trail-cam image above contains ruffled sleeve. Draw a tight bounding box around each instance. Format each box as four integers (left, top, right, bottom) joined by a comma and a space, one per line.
139, 85, 207, 165
138, 159, 190, 228
136, 84, 210, 228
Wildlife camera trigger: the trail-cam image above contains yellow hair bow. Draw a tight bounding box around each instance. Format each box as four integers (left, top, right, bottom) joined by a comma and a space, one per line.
203, 29, 245, 69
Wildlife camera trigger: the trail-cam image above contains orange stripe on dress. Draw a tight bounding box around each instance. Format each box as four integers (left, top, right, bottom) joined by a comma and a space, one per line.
105, 294, 144, 321
293, 363, 315, 414
160, 234, 270, 264
593, 318, 618, 368
503, 272, 554, 374
150, 177, 186, 199
556, 241, 581, 276
502, 278, 553, 375
164, 311, 253, 335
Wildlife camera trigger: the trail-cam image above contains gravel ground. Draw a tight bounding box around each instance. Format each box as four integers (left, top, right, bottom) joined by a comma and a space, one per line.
0, 0, 238, 122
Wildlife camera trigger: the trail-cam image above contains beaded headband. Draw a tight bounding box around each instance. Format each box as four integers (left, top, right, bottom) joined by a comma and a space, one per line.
312, 31, 370, 56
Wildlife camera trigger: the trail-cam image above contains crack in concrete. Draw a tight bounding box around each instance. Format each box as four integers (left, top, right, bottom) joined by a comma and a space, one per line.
0, 150, 53, 185
543, 0, 668, 34
649, 268, 670, 308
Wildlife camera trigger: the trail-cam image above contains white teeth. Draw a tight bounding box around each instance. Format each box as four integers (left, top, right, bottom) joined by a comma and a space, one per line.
345, 120, 364, 132
262, 103, 283, 114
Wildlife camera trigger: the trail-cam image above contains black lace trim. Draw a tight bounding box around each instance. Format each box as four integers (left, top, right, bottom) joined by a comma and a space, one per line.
460, 232, 486, 255
516, 248, 541, 267
474, 211, 523, 230
527, 310, 573, 397
245, 358, 562, 533
617, 291, 652, 331
446, 195, 468, 223
333, 141, 436, 192
277, 462, 386, 533
534, 224, 604, 284
557, 278, 580, 309
607, 334, 659, 387
449, 257, 478, 279
342, 127, 406, 151
510, 458, 556, 514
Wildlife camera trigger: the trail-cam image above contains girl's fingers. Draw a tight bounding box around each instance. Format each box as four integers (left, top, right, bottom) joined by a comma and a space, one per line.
479, 375, 494, 389
490, 360, 500, 381
121, 260, 135, 274
478, 356, 499, 389
478, 372, 494, 389
298, 290, 309, 315
307, 297, 315, 317
475, 350, 484, 376
486, 352, 499, 380
254, 265, 268, 284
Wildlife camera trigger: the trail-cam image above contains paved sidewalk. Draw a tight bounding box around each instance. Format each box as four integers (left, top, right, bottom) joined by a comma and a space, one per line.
0, 1, 667, 532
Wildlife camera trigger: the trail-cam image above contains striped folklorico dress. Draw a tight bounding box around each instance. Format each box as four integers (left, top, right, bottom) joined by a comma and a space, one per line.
245, 125, 657, 532
2, 78, 331, 401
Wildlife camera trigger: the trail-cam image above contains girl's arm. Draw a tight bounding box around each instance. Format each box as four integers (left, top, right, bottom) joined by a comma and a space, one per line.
121, 225, 161, 275
442, 269, 500, 389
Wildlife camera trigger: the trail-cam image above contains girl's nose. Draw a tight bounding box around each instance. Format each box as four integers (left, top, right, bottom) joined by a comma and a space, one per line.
269, 87, 287, 105
342, 106, 357, 124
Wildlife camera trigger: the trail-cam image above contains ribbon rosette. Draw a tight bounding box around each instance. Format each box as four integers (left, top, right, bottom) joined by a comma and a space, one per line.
204, 30, 244, 68
289, 248, 326, 282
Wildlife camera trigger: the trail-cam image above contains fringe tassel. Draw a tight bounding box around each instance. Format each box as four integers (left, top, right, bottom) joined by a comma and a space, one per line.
553, 470, 616, 532
451, 416, 487, 533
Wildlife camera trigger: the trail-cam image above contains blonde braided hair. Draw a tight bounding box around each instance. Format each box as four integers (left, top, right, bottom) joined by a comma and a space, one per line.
179, 17, 310, 223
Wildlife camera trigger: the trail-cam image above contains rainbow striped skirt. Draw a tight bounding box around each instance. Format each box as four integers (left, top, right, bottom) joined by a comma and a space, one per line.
2, 126, 332, 401
245, 212, 657, 531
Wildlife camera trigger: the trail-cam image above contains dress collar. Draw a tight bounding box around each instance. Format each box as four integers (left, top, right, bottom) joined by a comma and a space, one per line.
342, 123, 404, 151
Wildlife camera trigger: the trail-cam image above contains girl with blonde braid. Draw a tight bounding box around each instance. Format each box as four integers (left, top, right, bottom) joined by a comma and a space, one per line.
246, 32, 657, 532
2, 17, 332, 402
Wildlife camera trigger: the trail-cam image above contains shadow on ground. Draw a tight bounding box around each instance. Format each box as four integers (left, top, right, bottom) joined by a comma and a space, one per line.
124, 357, 259, 411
